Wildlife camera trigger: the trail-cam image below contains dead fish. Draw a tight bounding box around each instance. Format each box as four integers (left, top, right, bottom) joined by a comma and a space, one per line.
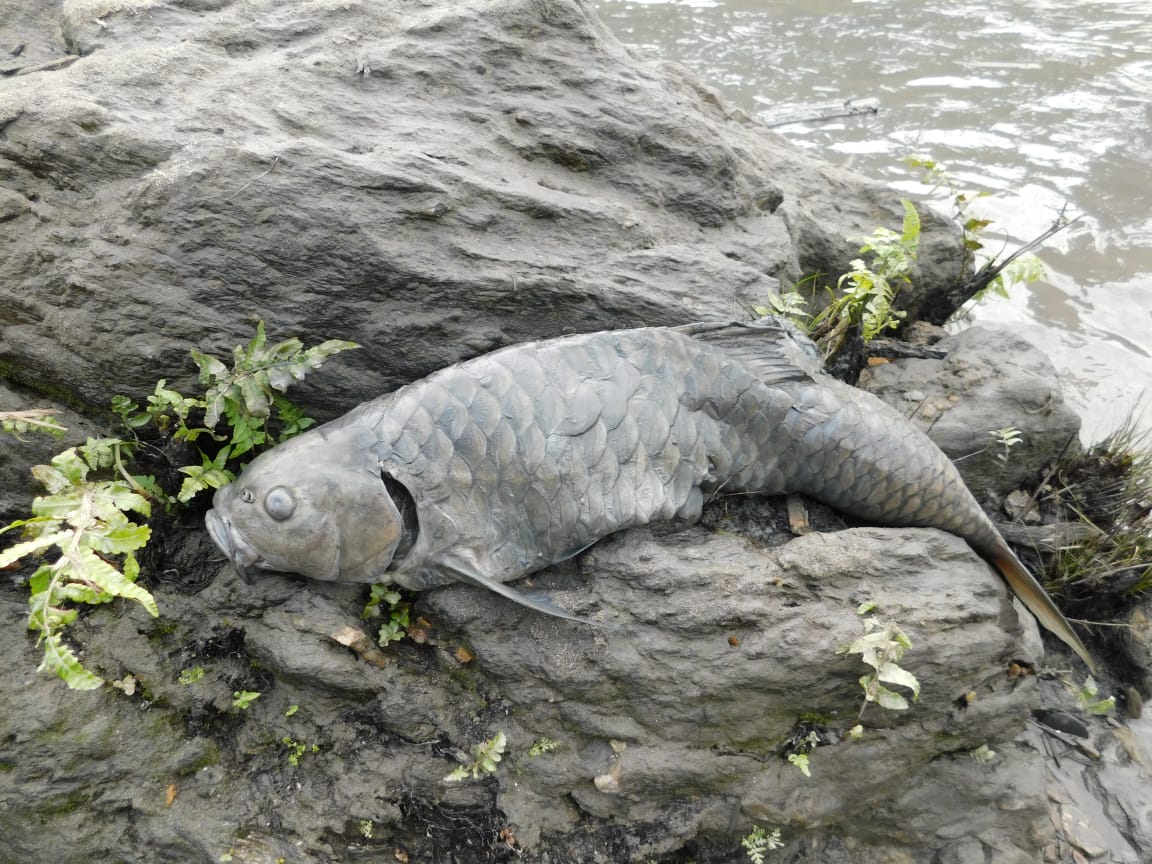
204, 319, 1092, 669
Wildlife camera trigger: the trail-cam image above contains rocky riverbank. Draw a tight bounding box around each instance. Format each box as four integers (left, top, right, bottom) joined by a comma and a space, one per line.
2, 0, 1150, 862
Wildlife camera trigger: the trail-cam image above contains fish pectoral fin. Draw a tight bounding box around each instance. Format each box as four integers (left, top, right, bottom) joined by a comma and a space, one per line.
440, 553, 586, 623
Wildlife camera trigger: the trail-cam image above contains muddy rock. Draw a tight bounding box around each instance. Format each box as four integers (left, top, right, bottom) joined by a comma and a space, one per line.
859, 326, 1081, 499
0, 0, 964, 424
0, 513, 1066, 864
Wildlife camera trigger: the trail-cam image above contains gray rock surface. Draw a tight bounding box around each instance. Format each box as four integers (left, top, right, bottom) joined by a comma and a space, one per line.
0, 515, 1065, 864
0, 0, 1145, 862
0, 0, 964, 423
858, 326, 1082, 500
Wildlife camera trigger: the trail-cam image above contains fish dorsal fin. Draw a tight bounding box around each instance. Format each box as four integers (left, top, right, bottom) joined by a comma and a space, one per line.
674, 319, 823, 386
439, 550, 586, 623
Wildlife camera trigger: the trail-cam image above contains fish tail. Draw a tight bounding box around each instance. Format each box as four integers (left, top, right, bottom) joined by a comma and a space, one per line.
987, 542, 1095, 672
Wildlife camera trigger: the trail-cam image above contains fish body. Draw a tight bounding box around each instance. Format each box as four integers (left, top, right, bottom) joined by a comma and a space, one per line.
206, 320, 1092, 667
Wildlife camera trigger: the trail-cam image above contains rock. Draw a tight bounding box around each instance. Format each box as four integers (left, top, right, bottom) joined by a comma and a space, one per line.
1003, 489, 1043, 523
0, 0, 963, 429
0, 515, 1059, 863
858, 326, 1081, 498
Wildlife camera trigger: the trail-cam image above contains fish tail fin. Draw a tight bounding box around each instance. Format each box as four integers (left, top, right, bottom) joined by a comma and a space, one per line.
988, 543, 1095, 672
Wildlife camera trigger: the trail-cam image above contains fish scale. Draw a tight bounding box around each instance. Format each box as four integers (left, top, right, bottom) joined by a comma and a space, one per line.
206, 319, 1093, 669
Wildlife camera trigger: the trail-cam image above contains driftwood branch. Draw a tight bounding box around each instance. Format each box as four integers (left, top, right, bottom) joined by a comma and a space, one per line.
958, 205, 1085, 304
915, 205, 1084, 326
863, 339, 948, 362
760, 97, 880, 129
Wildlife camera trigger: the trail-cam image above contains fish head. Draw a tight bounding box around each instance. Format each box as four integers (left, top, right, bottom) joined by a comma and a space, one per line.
204, 431, 404, 585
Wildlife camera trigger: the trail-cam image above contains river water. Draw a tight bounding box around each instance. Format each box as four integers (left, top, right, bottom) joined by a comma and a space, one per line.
595, 0, 1151, 442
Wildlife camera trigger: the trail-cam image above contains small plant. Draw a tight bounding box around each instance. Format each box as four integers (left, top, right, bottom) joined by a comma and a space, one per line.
970, 744, 997, 762
786, 751, 811, 778
444, 731, 507, 782
742, 825, 784, 863
780, 724, 822, 778
363, 584, 410, 646
841, 605, 920, 718
0, 409, 66, 438
989, 426, 1023, 465
1038, 420, 1152, 608
2, 323, 357, 689
0, 440, 157, 689
231, 690, 261, 710
756, 200, 920, 358
114, 323, 357, 503
904, 155, 1061, 310
281, 736, 320, 766
527, 737, 561, 757
285, 704, 300, 718
1077, 676, 1115, 715
179, 666, 205, 685
359, 819, 374, 839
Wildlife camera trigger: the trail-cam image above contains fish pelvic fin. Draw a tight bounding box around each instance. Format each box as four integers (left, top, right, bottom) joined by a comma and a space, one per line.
989, 543, 1095, 672
440, 553, 586, 623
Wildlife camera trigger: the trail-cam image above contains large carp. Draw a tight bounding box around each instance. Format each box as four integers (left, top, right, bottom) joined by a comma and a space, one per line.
205, 319, 1092, 668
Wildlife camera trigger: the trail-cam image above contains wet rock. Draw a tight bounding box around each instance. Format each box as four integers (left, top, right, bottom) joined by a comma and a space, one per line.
859, 326, 1081, 498
0, 518, 1064, 863
0, 0, 963, 428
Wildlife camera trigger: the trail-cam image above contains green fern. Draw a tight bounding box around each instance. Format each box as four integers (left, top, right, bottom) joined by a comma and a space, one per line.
0, 443, 156, 690
194, 321, 356, 456
0, 409, 67, 438
4, 323, 359, 689
444, 732, 507, 782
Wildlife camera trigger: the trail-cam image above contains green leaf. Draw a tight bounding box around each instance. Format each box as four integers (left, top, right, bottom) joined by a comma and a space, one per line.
30, 491, 85, 521
34, 454, 86, 493
0, 530, 71, 568
222, 401, 266, 457
85, 523, 152, 556
312, 338, 359, 359
875, 687, 910, 711
79, 438, 125, 471
191, 349, 229, 384
91, 483, 152, 522
232, 690, 261, 710
900, 199, 921, 246
239, 375, 271, 418
0, 515, 57, 537
38, 632, 104, 690
178, 451, 236, 503
876, 662, 920, 700
77, 549, 159, 617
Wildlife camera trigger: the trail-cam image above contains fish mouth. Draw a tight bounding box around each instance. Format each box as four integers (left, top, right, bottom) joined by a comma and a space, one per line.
205, 509, 262, 584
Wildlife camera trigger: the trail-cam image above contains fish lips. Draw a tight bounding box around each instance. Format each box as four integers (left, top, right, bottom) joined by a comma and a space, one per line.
205, 508, 262, 584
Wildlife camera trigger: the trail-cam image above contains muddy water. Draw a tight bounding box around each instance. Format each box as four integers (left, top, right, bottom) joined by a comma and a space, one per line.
596, 0, 1152, 441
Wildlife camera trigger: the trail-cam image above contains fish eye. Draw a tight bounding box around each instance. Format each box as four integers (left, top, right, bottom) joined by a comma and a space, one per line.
240, 488, 254, 504
264, 486, 296, 522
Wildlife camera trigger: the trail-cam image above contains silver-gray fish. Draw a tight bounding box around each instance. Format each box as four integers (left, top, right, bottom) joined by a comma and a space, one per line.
204, 319, 1092, 668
